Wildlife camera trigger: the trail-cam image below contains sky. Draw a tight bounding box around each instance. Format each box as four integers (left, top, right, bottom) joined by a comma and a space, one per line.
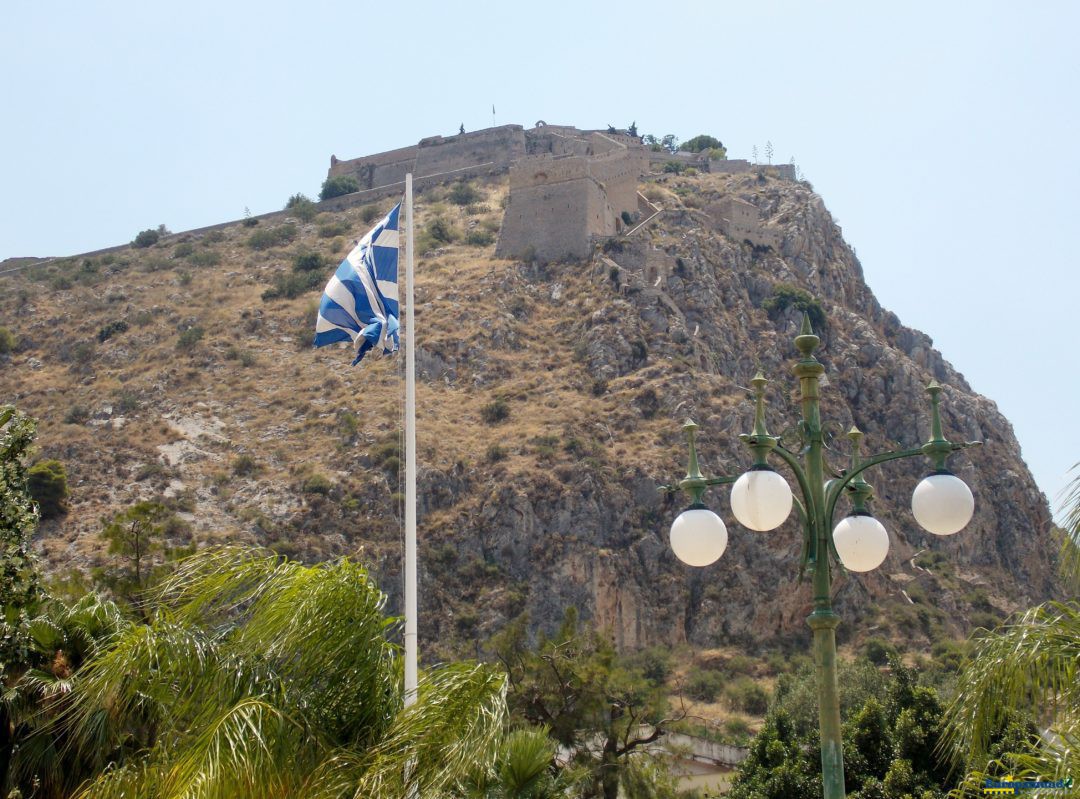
2, 0, 1078, 514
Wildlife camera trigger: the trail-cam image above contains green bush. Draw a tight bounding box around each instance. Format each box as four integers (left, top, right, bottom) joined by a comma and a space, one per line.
285, 193, 318, 222
680, 134, 723, 153
293, 251, 327, 273
301, 473, 333, 495
686, 670, 725, 702
447, 181, 481, 206
762, 282, 827, 330
232, 454, 261, 476
246, 224, 297, 251
427, 217, 457, 244
261, 270, 322, 301
97, 320, 129, 343
662, 161, 684, 174
64, 405, 91, 425
319, 176, 360, 201
173, 242, 195, 258
464, 229, 493, 247
176, 326, 204, 351
726, 677, 769, 715
361, 204, 381, 223
863, 636, 898, 666
318, 220, 349, 239
133, 228, 161, 248
480, 397, 509, 424
0, 326, 16, 354
486, 444, 508, 463
188, 250, 221, 267
27, 459, 69, 519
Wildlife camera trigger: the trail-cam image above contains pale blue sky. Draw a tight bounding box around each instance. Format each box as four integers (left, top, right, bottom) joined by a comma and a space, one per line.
2, 1, 1077, 512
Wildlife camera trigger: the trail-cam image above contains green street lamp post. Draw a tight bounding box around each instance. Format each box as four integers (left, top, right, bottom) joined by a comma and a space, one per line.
661, 315, 979, 799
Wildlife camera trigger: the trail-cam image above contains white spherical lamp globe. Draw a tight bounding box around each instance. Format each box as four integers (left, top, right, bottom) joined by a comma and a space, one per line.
911, 473, 974, 536
730, 469, 793, 531
832, 514, 890, 572
669, 508, 728, 567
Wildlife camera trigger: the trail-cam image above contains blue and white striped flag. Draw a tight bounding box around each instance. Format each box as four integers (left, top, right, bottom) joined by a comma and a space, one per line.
313, 202, 401, 365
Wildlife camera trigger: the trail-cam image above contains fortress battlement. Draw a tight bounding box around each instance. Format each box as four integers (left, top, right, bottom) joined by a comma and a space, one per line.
326, 122, 789, 263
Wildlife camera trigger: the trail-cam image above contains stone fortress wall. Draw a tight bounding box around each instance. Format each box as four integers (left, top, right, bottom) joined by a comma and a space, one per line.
327, 122, 792, 262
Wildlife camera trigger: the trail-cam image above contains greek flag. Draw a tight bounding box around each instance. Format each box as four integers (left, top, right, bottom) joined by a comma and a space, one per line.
313, 202, 401, 365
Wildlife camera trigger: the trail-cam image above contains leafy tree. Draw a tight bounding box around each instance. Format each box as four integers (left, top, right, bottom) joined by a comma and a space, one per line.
26, 458, 68, 519
320, 175, 360, 201
96, 501, 171, 612
0, 407, 47, 793
660, 134, 679, 154
0, 326, 15, 354
63, 548, 507, 797
491, 609, 684, 799
730, 658, 949, 799
680, 135, 723, 153
132, 228, 160, 248
0, 409, 41, 641
942, 468, 1080, 791
285, 192, 318, 221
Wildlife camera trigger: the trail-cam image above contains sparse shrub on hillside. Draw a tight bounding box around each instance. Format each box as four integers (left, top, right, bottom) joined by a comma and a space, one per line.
620, 211, 632, 226
361, 204, 381, 223
464, 229, 493, 247
318, 220, 349, 238
176, 326, 204, 351
50, 274, 73, 291
726, 676, 769, 715
684, 167, 699, 177
204, 229, 226, 244
64, 404, 90, 425
97, 320, 128, 343
133, 228, 161, 248
188, 249, 221, 267
27, 459, 69, 519
762, 282, 827, 331
485, 444, 508, 463
447, 180, 481, 206
635, 387, 659, 418
427, 217, 457, 244
319, 175, 360, 201
261, 270, 322, 301
247, 223, 297, 251
293, 251, 327, 273
301, 473, 332, 495
602, 238, 624, 254
232, 454, 261, 477
863, 636, 898, 666
173, 242, 195, 258
686, 669, 725, 702
178, 270, 193, 286
480, 397, 509, 424
0, 326, 16, 354
662, 161, 684, 174
285, 193, 318, 222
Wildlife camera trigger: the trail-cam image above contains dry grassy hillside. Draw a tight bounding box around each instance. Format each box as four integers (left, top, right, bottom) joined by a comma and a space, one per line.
0, 170, 1058, 670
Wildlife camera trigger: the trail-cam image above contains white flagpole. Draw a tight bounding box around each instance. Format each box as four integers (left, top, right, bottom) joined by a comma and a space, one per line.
404, 174, 418, 711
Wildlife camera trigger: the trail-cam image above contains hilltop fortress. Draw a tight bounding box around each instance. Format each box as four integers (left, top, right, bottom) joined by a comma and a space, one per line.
327, 123, 795, 262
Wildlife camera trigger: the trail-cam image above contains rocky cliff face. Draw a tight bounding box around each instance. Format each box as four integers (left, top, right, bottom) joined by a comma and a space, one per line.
0, 169, 1056, 661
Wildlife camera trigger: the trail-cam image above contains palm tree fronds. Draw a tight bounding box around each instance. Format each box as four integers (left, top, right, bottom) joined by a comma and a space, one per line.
941, 600, 1080, 771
